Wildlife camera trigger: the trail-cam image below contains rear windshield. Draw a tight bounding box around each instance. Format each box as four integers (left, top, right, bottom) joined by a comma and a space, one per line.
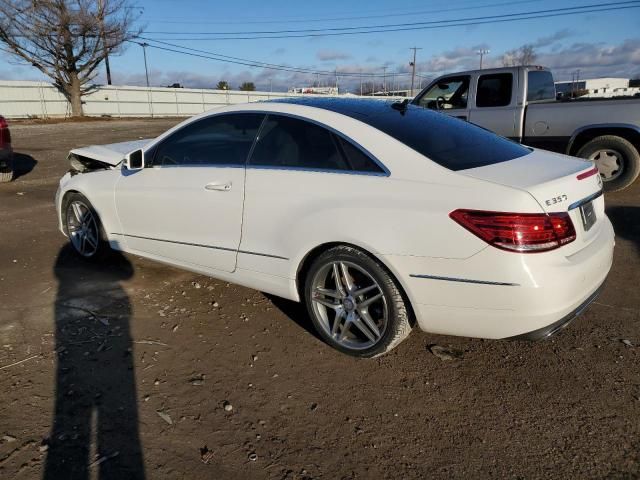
365, 105, 531, 170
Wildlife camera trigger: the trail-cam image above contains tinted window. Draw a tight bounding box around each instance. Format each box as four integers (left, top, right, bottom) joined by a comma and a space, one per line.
336, 137, 384, 173
527, 70, 556, 101
417, 76, 470, 110
357, 105, 530, 170
476, 73, 513, 107
152, 113, 264, 166
249, 115, 350, 171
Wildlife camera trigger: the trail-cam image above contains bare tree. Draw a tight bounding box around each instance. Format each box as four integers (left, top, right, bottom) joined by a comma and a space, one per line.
502, 44, 537, 67
0, 0, 141, 116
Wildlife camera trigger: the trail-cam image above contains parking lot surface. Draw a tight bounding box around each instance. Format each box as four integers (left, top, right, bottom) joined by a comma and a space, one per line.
0, 119, 638, 479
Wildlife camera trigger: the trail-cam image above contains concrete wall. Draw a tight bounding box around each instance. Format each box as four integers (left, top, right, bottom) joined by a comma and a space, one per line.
0, 81, 311, 119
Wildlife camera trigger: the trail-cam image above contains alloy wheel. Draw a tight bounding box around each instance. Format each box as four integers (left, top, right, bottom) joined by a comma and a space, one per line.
66, 200, 100, 257
310, 261, 388, 350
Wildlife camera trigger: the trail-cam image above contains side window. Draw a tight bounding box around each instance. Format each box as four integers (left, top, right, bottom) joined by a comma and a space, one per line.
336, 136, 384, 173
152, 113, 264, 167
416, 76, 470, 110
476, 73, 513, 108
249, 115, 350, 171
527, 70, 555, 102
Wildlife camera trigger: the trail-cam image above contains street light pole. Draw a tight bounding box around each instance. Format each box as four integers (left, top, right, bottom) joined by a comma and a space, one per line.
477, 49, 490, 69
382, 66, 387, 94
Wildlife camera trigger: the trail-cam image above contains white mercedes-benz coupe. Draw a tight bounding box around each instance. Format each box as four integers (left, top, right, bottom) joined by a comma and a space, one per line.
56, 98, 614, 357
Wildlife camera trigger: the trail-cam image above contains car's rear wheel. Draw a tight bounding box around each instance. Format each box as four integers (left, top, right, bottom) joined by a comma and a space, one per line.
304, 245, 412, 357
576, 135, 640, 192
63, 193, 108, 260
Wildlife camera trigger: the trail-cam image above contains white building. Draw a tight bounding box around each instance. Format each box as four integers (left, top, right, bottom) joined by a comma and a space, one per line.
555, 77, 639, 98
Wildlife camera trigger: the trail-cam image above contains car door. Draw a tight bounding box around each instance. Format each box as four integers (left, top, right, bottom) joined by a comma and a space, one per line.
239, 114, 388, 277
468, 72, 518, 139
414, 75, 471, 121
114, 113, 264, 273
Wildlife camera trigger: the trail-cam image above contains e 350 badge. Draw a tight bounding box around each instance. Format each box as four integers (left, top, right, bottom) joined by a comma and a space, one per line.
545, 194, 568, 206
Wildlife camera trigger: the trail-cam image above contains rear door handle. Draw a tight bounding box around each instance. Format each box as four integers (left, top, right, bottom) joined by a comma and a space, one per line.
205, 182, 232, 191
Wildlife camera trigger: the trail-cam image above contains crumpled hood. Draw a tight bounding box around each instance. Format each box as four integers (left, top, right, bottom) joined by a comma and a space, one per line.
69, 138, 152, 166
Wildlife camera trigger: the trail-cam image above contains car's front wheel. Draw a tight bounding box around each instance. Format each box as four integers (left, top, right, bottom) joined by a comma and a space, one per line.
304, 245, 412, 357
63, 193, 108, 260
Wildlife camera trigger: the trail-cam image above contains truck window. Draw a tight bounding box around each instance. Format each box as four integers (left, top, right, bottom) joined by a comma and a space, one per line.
476, 73, 513, 108
416, 76, 470, 110
527, 70, 556, 101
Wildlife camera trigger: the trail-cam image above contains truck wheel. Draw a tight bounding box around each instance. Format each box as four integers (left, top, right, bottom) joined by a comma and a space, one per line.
576, 135, 640, 192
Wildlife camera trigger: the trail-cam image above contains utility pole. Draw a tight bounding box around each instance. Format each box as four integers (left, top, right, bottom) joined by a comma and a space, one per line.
477, 49, 490, 69
334, 69, 339, 94
409, 47, 422, 96
141, 43, 150, 88
98, 0, 112, 85
359, 69, 363, 96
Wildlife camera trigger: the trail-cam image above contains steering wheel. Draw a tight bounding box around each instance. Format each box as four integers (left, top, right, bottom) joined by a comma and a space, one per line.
435, 96, 446, 111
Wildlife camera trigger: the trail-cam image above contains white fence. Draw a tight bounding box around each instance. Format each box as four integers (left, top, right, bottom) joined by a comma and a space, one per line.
0, 80, 311, 119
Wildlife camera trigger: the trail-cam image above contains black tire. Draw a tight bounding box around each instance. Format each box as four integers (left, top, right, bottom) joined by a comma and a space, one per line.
62, 192, 110, 260
304, 245, 412, 358
576, 135, 640, 192
0, 156, 12, 183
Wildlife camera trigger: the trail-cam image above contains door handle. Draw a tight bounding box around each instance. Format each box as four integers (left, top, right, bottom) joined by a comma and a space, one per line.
205, 182, 232, 192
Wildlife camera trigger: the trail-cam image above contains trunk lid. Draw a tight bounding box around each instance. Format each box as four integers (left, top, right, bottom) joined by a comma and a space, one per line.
69, 139, 152, 166
460, 149, 605, 254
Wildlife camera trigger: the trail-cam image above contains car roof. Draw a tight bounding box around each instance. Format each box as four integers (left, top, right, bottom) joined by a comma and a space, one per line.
267, 97, 406, 121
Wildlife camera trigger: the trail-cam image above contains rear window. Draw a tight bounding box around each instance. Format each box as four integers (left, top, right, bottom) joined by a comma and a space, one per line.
527, 70, 556, 101
366, 105, 530, 171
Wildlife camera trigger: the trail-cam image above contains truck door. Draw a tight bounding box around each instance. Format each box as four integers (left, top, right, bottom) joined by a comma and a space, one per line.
413, 75, 471, 121
468, 72, 519, 139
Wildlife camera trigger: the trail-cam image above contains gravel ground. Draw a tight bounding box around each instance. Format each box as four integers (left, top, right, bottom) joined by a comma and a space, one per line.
0, 118, 638, 480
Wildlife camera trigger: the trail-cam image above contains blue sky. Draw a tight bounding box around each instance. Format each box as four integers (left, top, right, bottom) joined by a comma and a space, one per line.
1, 0, 639, 91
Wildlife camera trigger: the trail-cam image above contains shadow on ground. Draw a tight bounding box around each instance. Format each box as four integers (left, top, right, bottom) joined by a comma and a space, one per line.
606, 205, 640, 256
12, 152, 37, 180
264, 294, 322, 341
44, 246, 145, 480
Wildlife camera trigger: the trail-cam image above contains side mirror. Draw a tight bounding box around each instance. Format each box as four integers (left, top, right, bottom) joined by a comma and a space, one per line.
124, 149, 144, 170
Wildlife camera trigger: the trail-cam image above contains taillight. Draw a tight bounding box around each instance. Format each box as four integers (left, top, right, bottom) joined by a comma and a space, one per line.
450, 209, 576, 253
0, 116, 10, 148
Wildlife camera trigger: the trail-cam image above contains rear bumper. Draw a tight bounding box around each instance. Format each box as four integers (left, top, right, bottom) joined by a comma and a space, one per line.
382, 215, 615, 339
507, 281, 604, 341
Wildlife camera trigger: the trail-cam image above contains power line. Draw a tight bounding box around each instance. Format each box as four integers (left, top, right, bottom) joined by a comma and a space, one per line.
141, 1, 638, 36
144, 0, 538, 25
133, 40, 411, 78
138, 2, 640, 40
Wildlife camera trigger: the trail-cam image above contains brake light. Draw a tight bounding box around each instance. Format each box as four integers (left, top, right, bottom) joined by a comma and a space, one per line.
577, 167, 598, 180
450, 209, 576, 253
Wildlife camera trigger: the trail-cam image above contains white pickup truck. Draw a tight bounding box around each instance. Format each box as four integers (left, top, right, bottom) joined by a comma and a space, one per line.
412, 66, 640, 191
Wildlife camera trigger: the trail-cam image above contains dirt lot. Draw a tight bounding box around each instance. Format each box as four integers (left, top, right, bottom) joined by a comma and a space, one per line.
0, 119, 639, 480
